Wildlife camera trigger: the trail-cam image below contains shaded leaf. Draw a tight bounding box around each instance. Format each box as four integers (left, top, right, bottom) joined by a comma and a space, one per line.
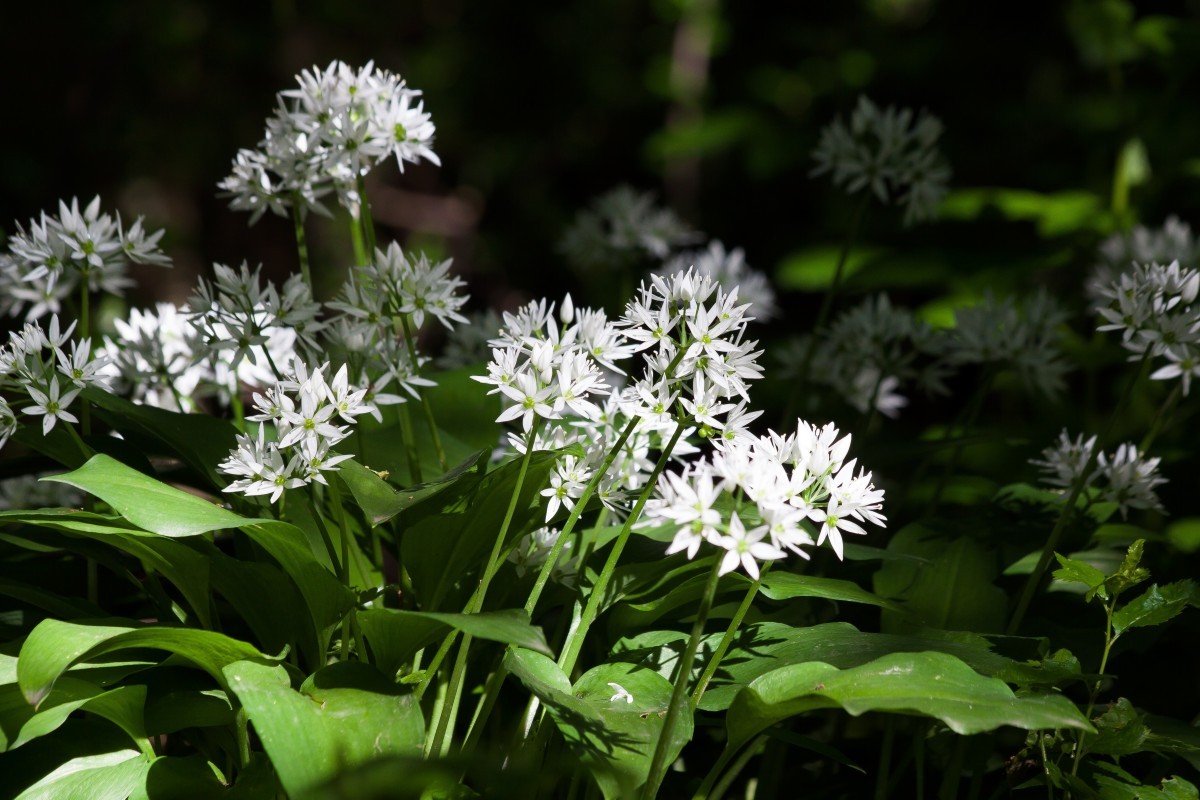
17, 618, 276, 708
1112, 581, 1199, 636
725, 651, 1092, 763
14, 749, 150, 800
359, 607, 551, 678
339, 450, 488, 527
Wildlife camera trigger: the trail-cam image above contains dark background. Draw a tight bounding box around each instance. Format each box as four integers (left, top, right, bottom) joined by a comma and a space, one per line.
5, 0, 1200, 315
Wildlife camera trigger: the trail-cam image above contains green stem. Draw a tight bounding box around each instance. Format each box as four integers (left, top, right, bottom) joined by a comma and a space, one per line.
927, 369, 994, 515
356, 175, 378, 255
460, 417, 641, 755
643, 556, 724, 799
1140, 382, 1181, 453
349, 212, 367, 267
399, 312, 448, 472
557, 423, 686, 675
425, 420, 544, 756
1006, 353, 1151, 635
526, 416, 640, 616
327, 479, 356, 661
397, 402, 424, 484
291, 200, 313, 291
1072, 598, 1119, 776
709, 735, 767, 800
691, 562, 771, 708
791, 192, 870, 396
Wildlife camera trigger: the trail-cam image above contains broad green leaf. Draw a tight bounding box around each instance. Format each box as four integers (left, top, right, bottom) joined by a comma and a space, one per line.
238, 520, 357, 663
725, 651, 1092, 761
756, 571, 903, 611
873, 524, 1006, 633
144, 688, 233, 735
83, 387, 239, 490
403, 449, 564, 611
0, 511, 217, 629
0, 576, 105, 620
43, 455, 244, 537
1095, 774, 1199, 800
1089, 698, 1149, 757
6, 682, 152, 754
14, 749, 150, 800
339, 451, 489, 527
225, 660, 423, 799
359, 607, 551, 678
682, 621, 1086, 711
570, 662, 692, 800
17, 618, 276, 708
1112, 581, 1199, 636
131, 755, 228, 800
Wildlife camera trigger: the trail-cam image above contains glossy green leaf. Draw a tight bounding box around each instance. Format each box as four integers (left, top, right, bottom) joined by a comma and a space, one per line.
725, 651, 1092, 761
359, 607, 551, 678
571, 662, 692, 800
756, 571, 903, 611
83, 386, 239, 490
1089, 698, 1149, 757
339, 450, 488, 527
43, 454, 245, 537
14, 749, 150, 800
6, 682, 152, 754
17, 618, 276, 708
873, 524, 1006, 633
131, 755, 228, 800
688, 621, 1086, 711
225, 660, 423, 799
1112, 581, 1199, 636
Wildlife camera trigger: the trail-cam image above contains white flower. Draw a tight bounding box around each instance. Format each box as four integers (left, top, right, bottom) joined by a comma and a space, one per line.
607, 683, 634, 704
24, 376, 81, 436
715, 511, 785, 579
1031, 430, 1098, 490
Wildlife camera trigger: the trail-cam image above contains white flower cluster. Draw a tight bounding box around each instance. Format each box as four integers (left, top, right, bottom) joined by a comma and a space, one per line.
786, 294, 948, 419
811, 96, 950, 226
219, 363, 375, 503
659, 241, 777, 321
1096, 260, 1200, 395
0, 316, 109, 442
1031, 430, 1167, 518
219, 60, 439, 223
508, 525, 578, 586
1087, 217, 1197, 312
475, 294, 624, 435
188, 261, 324, 387
644, 421, 885, 575
324, 242, 469, 408
944, 290, 1070, 398
0, 196, 170, 320
621, 268, 764, 444
100, 304, 207, 412
559, 185, 699, 273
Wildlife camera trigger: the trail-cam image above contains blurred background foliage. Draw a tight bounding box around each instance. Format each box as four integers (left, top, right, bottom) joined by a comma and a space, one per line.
4, 0, 1200, 314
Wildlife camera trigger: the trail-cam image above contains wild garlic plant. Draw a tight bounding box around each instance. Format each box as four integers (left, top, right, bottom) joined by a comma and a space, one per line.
3, 61, 1200, 800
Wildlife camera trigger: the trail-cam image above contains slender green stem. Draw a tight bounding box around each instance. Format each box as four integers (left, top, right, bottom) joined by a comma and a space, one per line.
558, 423, 686, 675
235, 706, 251, 769
526, 416, 640, 615
349, 212, 367, 266
643, 556, 724, 799
691, 562, 771, 708
1072, 597, 1118, 777
356, 175, 378, 255
63, 421, 95, 462
397, 402, 424, 484
709, 735, 767, 800
78, 280, 92, 438
327, 479, 356, 661
461, 417, 641, 757
1140, 382, 1181, 453
291, 200, 313, 291
791, 192, 871, 397
928, 369, 994, 515
1006, 353, 1150, 635
425, 420, 544, 756
399, 312, 448, 472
